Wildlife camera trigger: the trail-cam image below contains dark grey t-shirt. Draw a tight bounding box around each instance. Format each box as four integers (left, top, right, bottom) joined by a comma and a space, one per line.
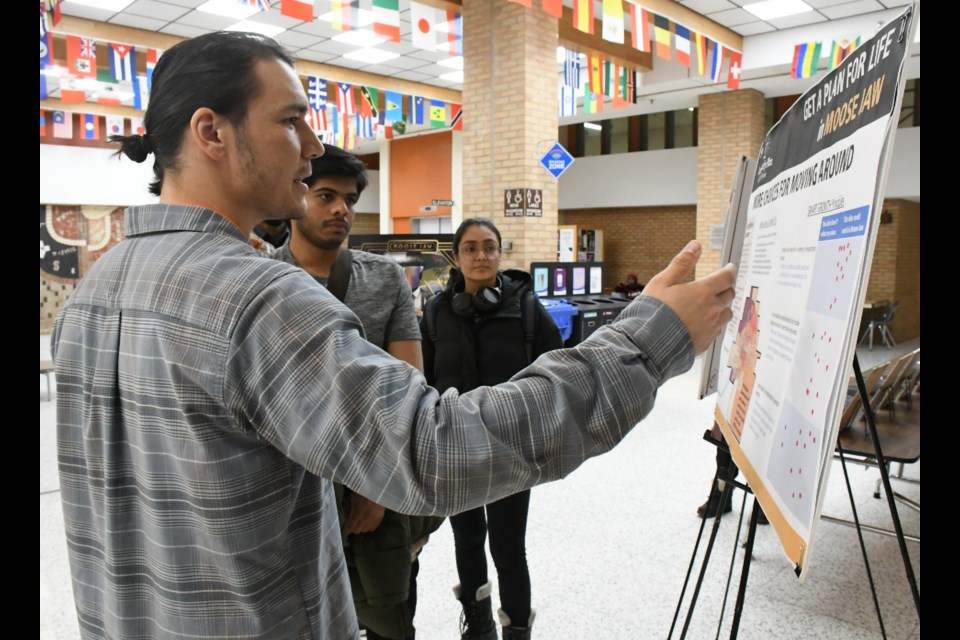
273, 246, 420, 350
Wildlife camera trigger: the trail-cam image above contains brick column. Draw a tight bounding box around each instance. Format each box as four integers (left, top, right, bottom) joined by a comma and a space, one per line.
462, 0, 558, 270
696, 89, 766, 278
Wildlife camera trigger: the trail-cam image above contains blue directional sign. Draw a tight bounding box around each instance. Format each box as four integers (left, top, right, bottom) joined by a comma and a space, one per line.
540, 142, 574, 179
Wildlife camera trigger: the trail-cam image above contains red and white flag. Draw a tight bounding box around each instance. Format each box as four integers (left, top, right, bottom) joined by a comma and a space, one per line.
67, 36, 97, 78
52, 110, 73, 139
727, 51, 743, 90
281, 0, 313, 21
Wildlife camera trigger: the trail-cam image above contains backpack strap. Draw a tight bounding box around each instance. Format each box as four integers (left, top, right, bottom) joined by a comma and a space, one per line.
326, 248, 352, 303
520, 290, 539, 364
423, 293, 441, 343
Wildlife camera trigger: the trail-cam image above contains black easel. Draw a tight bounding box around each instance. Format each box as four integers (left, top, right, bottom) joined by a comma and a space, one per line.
668, 354, 920, 640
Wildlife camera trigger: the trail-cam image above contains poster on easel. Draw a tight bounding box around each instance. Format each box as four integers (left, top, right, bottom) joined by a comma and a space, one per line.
713, 6, 916, 579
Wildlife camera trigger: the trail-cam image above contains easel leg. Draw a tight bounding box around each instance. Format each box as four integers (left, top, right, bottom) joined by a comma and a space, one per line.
727, 499, 760, 640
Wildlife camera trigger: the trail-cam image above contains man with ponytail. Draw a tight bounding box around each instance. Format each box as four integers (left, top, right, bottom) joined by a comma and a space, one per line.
53, 31, 737, 640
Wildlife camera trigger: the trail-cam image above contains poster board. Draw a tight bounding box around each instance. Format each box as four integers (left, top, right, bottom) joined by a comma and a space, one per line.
713, 6, 915, 578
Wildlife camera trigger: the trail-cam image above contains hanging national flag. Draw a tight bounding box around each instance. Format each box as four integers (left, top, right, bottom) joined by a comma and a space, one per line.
109, 43, 136, 82
626, 2, 650, 53
82, 114, 100, 140
572, 0, 594, 35
602, 0, 624, 44
40, 1, 52, 69
359, 86, 379, 119
239, 0, 269, 11
281, 0, 313, 21
410, 1, 441, 51
40, 73, 47, 100
131, 117, 145, 135
307, 76, 327, 131
709, 40, 724, 82
563, 49, 580, 88
146, 49, 161, 92
134, 74, 150, 110
603, 60, 614, 97
372, 0, 401, 42
829, 38, 860, 69
40, 110, 47, 137
106, 115, 125, 137
727, 51, 743, 89
355, 114, 374, 139
413, 96, 425, 125
95, 88, 123, 106
792, 42, 822, 79
53, 111, 72, 139
67, 36, 98, 78
559, 85, 576, 117
330, 0, 360, 32
60, 79, 86, 103
429, 100, 446, 128
587, 55, 603, 95
583, 90, 603, 114
674, 25, 691, 67
49, 0, 61, 27
613, 65, 630, 108
653, 15, 671, 60
541, 0, 562, 18
445, 11, 463, 56
694, 32, 707, 76
384, 91, 402, 123
336, 82, 356, 116
449, 103, 463, 131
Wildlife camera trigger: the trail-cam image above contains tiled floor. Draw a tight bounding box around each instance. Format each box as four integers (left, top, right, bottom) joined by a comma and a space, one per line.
40, 335, 920, 639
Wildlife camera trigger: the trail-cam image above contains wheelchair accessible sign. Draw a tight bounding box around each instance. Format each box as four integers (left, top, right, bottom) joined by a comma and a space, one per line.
540, 143, 574, 179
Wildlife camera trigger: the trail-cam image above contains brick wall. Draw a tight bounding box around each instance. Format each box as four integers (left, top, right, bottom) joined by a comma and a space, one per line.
696, 90, 766, 279
560, 206, 696, 292
462, 0, 558, 270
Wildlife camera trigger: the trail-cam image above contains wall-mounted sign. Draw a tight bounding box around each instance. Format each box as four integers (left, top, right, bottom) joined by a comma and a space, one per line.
504, 189, 525, 217
539, 142, 574, 179
432, 199, 454, 207
524, 189, 542, 217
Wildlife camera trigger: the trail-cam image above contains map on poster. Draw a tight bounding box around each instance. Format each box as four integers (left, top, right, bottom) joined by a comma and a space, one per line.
713, 6, 915, 579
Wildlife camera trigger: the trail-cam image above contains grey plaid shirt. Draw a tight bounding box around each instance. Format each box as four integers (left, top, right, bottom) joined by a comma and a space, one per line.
53, 204, 693, 639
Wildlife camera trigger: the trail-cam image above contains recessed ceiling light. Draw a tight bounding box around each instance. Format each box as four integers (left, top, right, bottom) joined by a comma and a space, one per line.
743, 0, 813, 21
332, 30, 388, 47
342, 48, 400, 64
197, 0, 263, 20
437, 56, 463, 70
583, 122, 602, 131
65, 0, 135, 9
225, 20, 286, 38
439, 70, 463, 83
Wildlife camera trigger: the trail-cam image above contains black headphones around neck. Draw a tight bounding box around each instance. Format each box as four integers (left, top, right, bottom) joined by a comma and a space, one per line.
451, 275, 503, 317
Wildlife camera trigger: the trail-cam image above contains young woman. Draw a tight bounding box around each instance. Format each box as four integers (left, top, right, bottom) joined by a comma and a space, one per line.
420, 218, 562, 640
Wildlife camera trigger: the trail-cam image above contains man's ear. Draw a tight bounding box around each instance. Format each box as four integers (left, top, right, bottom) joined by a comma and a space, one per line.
189, 107, 230, 162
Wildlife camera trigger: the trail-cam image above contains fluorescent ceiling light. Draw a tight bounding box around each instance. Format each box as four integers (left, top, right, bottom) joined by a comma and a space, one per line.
439, 70, 463, 83
743, 0, 812, 21
583, 122, 602, 131
225, 20, 286, 38
65, 0, 134, 9
317, 9, 375, 27
437, 56, 463, 70
342, 48, 400, 64
332, 30, 388, 47
197, 0, 263, 20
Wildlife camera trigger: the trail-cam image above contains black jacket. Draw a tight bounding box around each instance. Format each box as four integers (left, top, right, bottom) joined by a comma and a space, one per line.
421, 268, 563, 393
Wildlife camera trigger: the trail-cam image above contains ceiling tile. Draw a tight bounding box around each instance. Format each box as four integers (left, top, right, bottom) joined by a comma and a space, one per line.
274, 30, 324, 50
805, 0, 860, 8
680, 0, 739, 14
369, 54, 434, 71
821, 0, 886, 19
767, 11, 829, 28
327, 56, 369, 71
304, 39, 358, 56
60, 5, 117, 21
391, 69, 433, 82
175, 9, 236, 30
108, 13, 170, 32
154, 0, 208, 7
710, 8, 758, 27
125, 0, 191, 21
159, 22, 210, 39
296, 49, 339, 64
732, 21, 777, 35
